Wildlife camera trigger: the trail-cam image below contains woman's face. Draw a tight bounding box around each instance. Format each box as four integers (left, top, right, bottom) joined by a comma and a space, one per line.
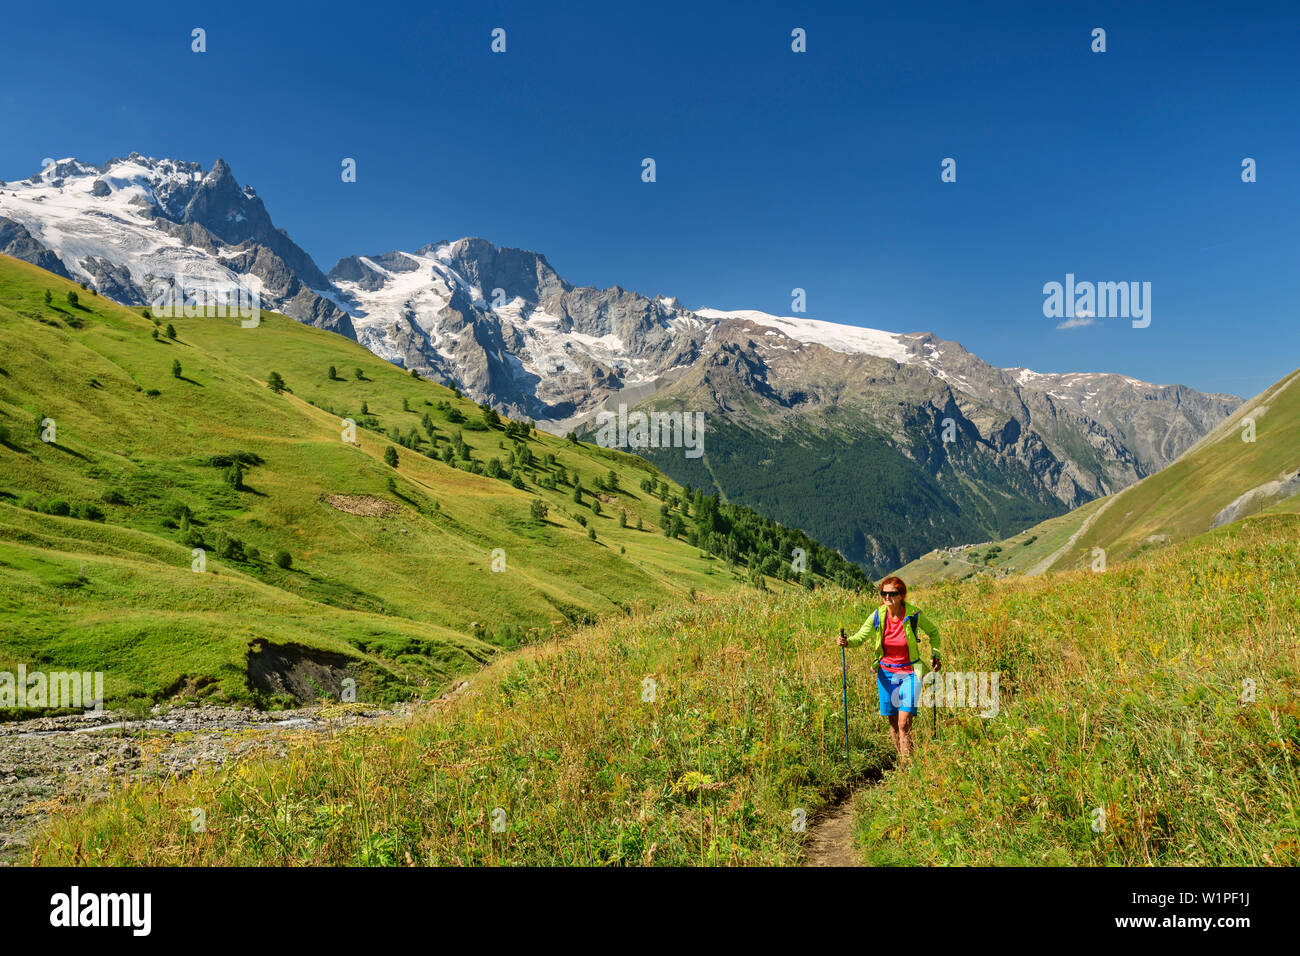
882, 587, 904, 609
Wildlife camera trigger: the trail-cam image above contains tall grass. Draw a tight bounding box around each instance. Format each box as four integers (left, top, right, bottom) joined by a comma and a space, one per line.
856, 512, 1300, 865
33, 589, 893, 865
29, 514, 1300, 866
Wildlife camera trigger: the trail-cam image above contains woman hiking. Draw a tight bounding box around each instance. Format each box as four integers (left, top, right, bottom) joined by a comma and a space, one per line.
836, 576, 941, 764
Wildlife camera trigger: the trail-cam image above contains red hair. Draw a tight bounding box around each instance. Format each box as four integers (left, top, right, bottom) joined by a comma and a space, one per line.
878, 576, 906, 598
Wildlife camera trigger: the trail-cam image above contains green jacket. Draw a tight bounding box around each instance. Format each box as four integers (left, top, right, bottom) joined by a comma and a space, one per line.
845, 601, 941, 677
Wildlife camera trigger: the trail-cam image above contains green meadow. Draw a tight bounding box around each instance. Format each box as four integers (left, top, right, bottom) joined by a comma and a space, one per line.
0, 255, 857, 711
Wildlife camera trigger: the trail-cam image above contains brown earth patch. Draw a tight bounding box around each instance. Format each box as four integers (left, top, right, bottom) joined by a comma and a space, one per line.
800, 797, 862, 867
247, 642, 355, 702
323, 494, 401, 517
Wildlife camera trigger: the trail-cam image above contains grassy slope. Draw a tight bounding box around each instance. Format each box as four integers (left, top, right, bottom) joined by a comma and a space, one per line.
897, 366, 1300, 587
0, 255, 788, 707
29, 508, 1299, 866
29, 588, 892, 865
894, 497, 1107, 586
1059, 367, 1300, 569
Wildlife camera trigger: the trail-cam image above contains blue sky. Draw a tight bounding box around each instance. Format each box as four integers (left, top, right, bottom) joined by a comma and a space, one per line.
2, 0, 1295, 399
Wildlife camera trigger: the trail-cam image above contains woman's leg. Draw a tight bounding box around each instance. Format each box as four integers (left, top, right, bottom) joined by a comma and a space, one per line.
887, 713, 900, 752
898, 710, 913, 760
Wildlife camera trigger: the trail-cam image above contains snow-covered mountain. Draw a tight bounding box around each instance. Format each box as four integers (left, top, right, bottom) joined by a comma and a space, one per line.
0, 155, 351, 336
327, 238, 711, 425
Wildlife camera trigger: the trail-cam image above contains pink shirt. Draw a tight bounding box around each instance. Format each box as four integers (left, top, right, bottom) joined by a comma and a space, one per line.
880, 613, 914, 673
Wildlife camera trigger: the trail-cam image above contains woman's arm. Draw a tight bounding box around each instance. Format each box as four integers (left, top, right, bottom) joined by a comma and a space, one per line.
918, 609, 941, 658
844, 615, 874, 648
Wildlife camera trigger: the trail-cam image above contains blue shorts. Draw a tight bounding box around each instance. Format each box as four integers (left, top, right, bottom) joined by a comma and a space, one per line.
877, 668, 918, 716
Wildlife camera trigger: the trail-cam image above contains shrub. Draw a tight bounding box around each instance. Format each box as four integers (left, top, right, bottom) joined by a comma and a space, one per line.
44, 499, 71, 516
588, 527, 597, 540
384, 446, 399, 467
208, 451, 264, 468
354, 367, 364, 380
219, 536, 246, 561
66, 290, 78, 308
165, 323, 176, 339
43, 290, 52, 305
267, 371, 287, 393
179, 514, 202, 547
530, 499, 548, 521
171, 359, 182, 378
273, 550, 293, 570
328, 366, 338, 380
510, 474, 525, 490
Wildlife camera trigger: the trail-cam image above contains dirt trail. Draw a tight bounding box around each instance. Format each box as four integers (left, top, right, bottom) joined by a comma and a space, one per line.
800, 762, 891, 867
801, 796, 863, 866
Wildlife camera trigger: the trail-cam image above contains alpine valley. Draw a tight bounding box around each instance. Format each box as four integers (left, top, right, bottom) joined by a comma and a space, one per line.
0, 155, 1243, 576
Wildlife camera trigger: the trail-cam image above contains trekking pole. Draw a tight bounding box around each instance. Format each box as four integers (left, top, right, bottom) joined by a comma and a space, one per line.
932, 656, 939, 739
839, 625, 850, 761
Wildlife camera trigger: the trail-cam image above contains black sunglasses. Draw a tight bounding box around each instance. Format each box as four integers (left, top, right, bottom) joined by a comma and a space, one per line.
881, 590, 902, 597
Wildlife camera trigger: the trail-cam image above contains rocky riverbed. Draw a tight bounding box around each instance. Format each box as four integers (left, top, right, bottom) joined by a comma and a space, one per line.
0, 686, 469, 865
